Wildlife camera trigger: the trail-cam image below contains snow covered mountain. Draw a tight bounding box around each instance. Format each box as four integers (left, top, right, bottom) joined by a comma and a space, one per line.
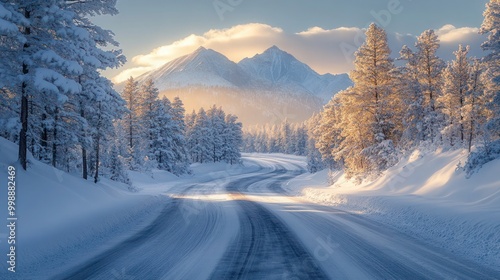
129, 46, 352, 125
136, 46, 252, 89
239, 45, 352, 102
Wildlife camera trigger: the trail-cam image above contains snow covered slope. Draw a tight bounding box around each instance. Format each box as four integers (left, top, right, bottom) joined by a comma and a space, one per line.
284, 149, 500, 267
0, 137, 167, 278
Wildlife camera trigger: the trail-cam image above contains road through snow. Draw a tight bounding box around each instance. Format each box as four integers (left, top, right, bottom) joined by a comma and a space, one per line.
55, 154, 500, 280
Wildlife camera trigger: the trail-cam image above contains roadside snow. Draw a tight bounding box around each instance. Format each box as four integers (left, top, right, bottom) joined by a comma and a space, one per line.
0, 137, 168, 279
0, 137, 253, 279
283, 149, 500, 268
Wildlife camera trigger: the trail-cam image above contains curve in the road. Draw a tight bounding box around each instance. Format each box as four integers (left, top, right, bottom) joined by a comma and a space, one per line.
210, 171, 329, 280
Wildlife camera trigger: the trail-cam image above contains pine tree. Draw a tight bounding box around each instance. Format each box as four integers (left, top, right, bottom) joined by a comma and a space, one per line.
465, 0, 500, 173
439, 45, 471, 147
12, 1, 87, 170
140, 79, 160, 167
415, 29, 445, 143
121, 77, 142, 170
398, 45, 425, 150
167, 97, 190, 174
109, 144, 130, 185
206, 105, 226, 162
344, 23, 398, 175
306, 114, 325, 173
481, 0, 500, 140
190, 108, 211, 163
464, 60, 488, 152
222, 114, 243, 164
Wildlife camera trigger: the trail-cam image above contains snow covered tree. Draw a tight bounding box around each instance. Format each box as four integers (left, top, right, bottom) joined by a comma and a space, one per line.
68, 0, 125, 179
164, 97, 190, 174
185, 110, 197, 160
189, 108, 211, 163
344, 23, 399, 176
294, 124, 308, 156
306, 114, 325, 173
13, 1, 86, 170
121, 77, 142, 169
465, 0, 500, 173
313, 98, 344, 169
439, 45, 471, 147
0, 0, 125, 179
206, 105, 226, 162
464, 59, 488, 152
186, 106, 242, 164
415, 29, 445, 143
139, 79, 160, 165
222, 114, 243, 164
397, 45, 425, 150
89, 81, 125, 183
481, 0, 500, 141
108, 144, 130, 185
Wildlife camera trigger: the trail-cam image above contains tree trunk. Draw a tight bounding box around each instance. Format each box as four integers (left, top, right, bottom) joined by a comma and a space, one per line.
94, 102, 102, 184
82, 147, 88, 179
18, 9, 30, 170
80, 98, 88, 180
94, 134, 100, 184
29, 97, 35, 156
52, 108, 58, 167
41, 113, 48, 161
468, 96, 476, 153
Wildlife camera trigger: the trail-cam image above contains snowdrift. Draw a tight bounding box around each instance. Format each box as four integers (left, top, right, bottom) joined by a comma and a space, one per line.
0, 137, 167, 279
285, 149, 500, 267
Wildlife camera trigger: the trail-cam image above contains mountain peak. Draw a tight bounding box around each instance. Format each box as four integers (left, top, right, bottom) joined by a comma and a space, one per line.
264, 45, 286, 54
194, 46, 207, 53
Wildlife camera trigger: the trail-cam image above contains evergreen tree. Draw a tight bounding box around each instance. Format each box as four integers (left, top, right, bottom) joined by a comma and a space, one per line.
343, 23, 399, 175
439, 45, 471, 147
190, 108, 211, 163
109, 144, 130, 185
140, 79, 160, 166
168, 97, 190, 174
481, 0, 500, 140
465, 0, 500, 173
121, 77, 142, 169
416, 29, 445, 143
223, 114, 243, 164
206, 105, 226, 162
464, 59, 488, 152
398, 45, 425, 150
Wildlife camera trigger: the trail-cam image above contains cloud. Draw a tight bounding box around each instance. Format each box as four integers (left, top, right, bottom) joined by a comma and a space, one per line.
436, 24, 480, 43
113, 23, 487, 83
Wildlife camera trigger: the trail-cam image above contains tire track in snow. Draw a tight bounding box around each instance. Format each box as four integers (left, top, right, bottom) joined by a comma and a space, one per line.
210, 171, 329, 280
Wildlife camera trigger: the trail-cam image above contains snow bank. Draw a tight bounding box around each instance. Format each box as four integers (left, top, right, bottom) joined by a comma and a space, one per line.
0, 137, 167, 279
285, 149, 500, 268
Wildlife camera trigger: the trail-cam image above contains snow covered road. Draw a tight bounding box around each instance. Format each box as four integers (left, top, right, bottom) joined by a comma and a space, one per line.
54, 155, 500, 280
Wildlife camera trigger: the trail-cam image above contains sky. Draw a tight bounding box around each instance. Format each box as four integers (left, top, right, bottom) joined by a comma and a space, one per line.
93, 0, 490, 83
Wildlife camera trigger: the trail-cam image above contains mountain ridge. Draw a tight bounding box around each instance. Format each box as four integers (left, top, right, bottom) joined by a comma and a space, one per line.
133, 45, 351, 101
123, 46, 352, 125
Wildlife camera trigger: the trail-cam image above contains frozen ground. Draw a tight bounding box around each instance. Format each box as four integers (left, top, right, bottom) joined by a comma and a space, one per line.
0, 137, 499, 279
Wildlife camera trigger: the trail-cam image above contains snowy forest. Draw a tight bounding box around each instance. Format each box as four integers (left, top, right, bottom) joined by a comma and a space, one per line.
0, 1, 243, 185
244, 3, 500, 181
1, 0, 500, 185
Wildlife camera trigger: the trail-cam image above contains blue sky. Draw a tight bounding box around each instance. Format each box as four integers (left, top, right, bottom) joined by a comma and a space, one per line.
93, 0, 489, 82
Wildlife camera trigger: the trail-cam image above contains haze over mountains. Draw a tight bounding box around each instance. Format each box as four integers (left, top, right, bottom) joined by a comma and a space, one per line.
126, 46, 352, 126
